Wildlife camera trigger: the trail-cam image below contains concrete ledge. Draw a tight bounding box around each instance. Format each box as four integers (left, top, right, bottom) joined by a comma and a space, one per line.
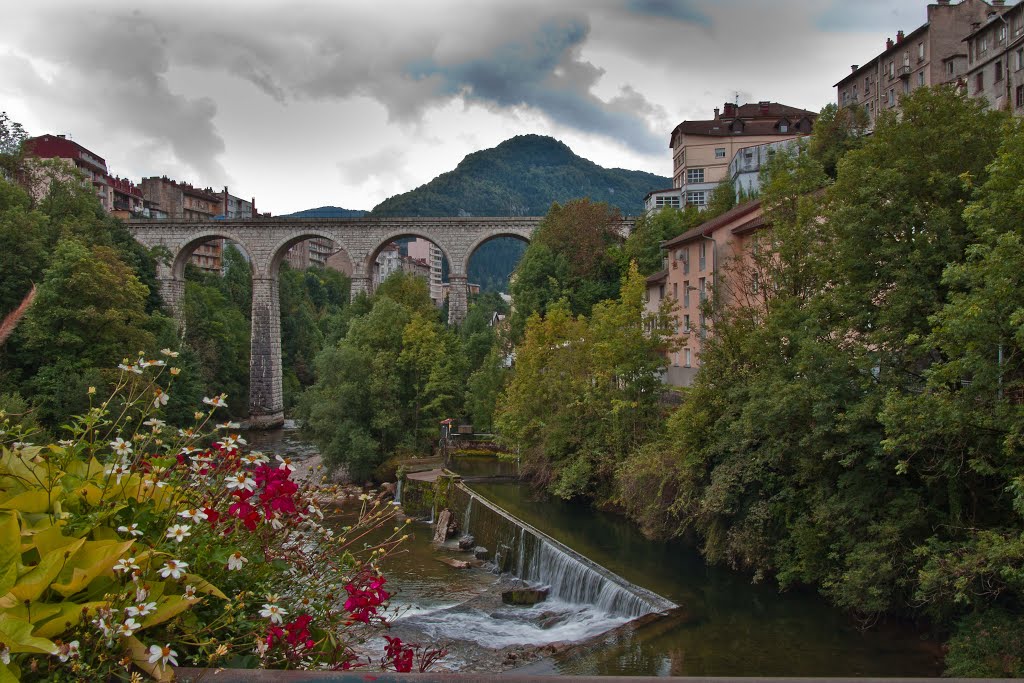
245, 411, 285, 430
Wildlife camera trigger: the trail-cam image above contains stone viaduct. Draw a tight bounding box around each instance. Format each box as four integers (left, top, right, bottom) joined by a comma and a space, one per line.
127, 215, 634, 427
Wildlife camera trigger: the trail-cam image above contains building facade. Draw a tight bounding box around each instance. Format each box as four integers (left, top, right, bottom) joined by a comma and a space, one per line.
658, 200, 766, 387
669, 102, 815, 210
24, 135, 112, 211
964, 0, 1024, 111
140, 177, 227, 272
835, 0, 1008, 126
407, 238, 445, 306
643, 188, 683, 213
728, 138, 804, 201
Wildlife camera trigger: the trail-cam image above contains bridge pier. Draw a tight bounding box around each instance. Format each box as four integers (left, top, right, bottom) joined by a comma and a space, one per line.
447, 274, 468, 325
157, 277, 186, 322
249, 277, 284, 429
350, 275, 371, 301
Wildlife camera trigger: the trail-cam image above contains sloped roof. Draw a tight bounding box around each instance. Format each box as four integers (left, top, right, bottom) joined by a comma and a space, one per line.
662, 200, 763, 249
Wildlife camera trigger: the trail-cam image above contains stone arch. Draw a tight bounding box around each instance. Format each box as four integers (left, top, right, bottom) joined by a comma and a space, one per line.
366, 231, 456, 281
461, 230, 533, 276
266, 230, 352, 279
171, 230, 253, 279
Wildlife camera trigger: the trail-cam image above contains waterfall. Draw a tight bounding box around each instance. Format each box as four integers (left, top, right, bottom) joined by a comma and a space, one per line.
451, 484, 675, 620
395, 479, 403, 505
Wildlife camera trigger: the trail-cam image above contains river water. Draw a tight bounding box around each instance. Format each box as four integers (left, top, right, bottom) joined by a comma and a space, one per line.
245, 428, 943, 677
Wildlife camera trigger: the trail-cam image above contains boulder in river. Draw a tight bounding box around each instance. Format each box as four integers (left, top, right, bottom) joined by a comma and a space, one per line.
457, 534, 476, 550
433, 509, 453, 543
473, 546, 489, 561
437, 557, 471, 569
501, 588, 549, 605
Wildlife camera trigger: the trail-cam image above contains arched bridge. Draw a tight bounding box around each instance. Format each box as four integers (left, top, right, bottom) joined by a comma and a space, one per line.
128, 215, 633, 427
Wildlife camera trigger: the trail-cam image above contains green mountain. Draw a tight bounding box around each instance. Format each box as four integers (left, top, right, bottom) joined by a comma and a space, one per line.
369, 134, 669, 217
283, 206, 368, 218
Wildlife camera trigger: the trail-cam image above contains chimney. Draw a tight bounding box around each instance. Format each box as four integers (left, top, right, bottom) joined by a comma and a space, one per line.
896, 30, 905, 43
851, 64, 859, 73
714, 107, 720, 119
886, 37, 895, 49
723, 102, 737, 117
758, 100, 770, 115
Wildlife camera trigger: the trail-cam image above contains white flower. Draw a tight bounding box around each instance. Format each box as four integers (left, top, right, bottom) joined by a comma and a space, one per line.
178, 508, 209, 523
113, 557, 140, 573
225, 472, 256, 492
259, 604, 288, 624
269, 514, 284, 530
0, 643, 10, 664
216, 421, 241, 430
160, 348, 179, 358
125, 601, 157, 617
307, 503, 323, 519
203, 394, 228, 408
118, 362, 143, 375
165, 524, 192, 543
109, 437, 133, 456
135, 586, 150, 602
182, 585, 198, 600
275, 455, 295, 472
57, 639, 79, 662
358, 493, 370, 501
117, 618, 141, 637
117, 523, 144, 537
148, 643, 179, 669
159, 559, 189, 580
241, 452, 269, 465
104, 460, 132, 485
227, 551, 247, 571
57, 439, 74, 447
143, 418, 166, 430
142, 359, 166, 367
152, 389, 169, 409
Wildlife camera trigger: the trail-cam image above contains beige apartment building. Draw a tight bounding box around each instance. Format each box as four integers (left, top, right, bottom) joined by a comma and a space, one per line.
669, 102, 815, 209
964, 1, 1024, 110
648, 200, 766, 387
835, 0, 1009, 126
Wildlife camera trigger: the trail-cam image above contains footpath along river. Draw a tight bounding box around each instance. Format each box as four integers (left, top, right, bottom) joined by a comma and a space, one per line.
244, 427, 944, 677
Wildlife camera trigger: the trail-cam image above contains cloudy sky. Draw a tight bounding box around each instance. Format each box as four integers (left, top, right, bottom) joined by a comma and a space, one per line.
1, 1, 932, 215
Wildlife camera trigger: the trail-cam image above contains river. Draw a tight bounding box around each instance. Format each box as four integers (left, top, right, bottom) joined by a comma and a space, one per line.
245, 428, 943, 677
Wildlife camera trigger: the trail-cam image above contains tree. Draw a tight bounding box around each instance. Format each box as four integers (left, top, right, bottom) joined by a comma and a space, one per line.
807, 103, 870, 179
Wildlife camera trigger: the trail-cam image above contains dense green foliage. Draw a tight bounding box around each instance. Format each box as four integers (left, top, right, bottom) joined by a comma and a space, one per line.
370, 135, 669, 218
298, 273, 506, 481
607, 89, 1024, 675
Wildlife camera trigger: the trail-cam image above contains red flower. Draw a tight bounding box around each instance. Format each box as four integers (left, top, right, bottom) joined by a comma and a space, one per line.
343, 573, 390, 624
383, 635, 414, 673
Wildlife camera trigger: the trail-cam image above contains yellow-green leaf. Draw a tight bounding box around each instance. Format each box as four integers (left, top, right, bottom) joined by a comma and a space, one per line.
31, 600, 106, 639
140, 596, 193, 629
0, 490, 59, 515
0, 538, 86, 607
50, 539, 133, 597
0, 615, 55, 654
126, 635, 174, 682
0, 661, 19, 683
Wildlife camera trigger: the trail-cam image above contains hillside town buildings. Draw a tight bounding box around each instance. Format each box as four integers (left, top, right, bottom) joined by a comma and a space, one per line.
835, 0, 1010, 125
669, 102, 816, 209
964, 0, 1024, 110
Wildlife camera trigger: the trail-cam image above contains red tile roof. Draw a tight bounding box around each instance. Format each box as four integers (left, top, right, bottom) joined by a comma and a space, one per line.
662, 200, 762, 249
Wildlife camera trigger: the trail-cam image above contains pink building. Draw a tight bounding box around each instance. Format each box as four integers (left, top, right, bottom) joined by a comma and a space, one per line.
658, 200, 766, 386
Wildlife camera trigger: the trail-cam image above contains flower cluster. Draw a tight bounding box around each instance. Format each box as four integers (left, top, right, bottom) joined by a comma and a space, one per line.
344, 572, 391, 624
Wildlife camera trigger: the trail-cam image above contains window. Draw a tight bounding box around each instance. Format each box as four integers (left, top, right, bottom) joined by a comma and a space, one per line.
947, 60, 955, 75
1017, 84, 1024, 108
918, 42, 925, 62
888, 61, 895, 78
683, 281, 690, 307
981, 36, 988, 54
672, 352, 679, 367
779, 123, 789, 133
672, 283, 678, 299
686, 168, 705, 184
658, 283, 665, 300
681, 248, 690, 273
686, 191, 706, 207
699, 242, 707, 271
698, 277, 707, 302
752, 272, 760, 294
976, 71, 985, 94
842, 90, 849, 105
683, 314, 690, 333
655, 195, 680, 208
683, 348, 691, 367
996, 60, 1004, 83
903, 79, 910, 95
1016, 48, 1024, 71
864, 75, 871, 91
903, 51, 910, 67
918, 71, 925, 87
888, 88, 896, 107
715, 147, 726, 159
999, 25, 1007, 44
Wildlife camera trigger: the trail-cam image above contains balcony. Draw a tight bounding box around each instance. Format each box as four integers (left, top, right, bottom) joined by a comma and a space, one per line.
897, 65, 912, 78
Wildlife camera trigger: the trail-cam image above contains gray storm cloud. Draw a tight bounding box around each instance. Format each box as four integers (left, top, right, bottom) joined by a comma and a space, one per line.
2, 2, 671, 174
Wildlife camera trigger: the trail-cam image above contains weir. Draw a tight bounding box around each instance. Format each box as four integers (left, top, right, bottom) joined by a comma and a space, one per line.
451, 483, 676, 619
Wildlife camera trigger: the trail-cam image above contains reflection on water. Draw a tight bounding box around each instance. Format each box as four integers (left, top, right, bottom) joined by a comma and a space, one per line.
472, 482, 943, 678
246, 430, 942, 676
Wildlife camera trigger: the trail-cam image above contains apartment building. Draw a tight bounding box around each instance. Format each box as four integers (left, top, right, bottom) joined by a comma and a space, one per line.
140, 177, 226, 272
835, 0, 1008, 126
643, 188, 683, 213
669, 102, 815, 209
24, 135, 112, 211
964, 0, 1024, 110
407, 238, 445, 306
656, 200, 766, 387
728, 138, 804, 201
109, 176, 145, 219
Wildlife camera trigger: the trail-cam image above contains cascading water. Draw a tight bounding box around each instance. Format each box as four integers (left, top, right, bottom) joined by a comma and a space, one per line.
394, 479, 403, 506
450, 483, 676, 620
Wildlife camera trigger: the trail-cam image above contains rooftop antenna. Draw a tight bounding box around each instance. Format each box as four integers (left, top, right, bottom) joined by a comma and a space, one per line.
734, 92, 739, 106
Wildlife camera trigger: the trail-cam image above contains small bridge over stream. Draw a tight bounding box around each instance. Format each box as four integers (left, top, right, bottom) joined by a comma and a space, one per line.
127, 215, 635, 427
